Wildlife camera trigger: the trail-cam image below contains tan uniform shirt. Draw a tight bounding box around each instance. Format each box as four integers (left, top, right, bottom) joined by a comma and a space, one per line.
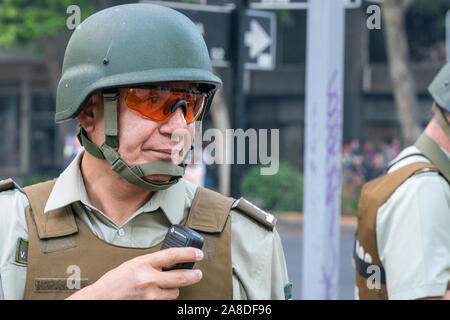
0, 150, 289, 300
376, 146, 450, 299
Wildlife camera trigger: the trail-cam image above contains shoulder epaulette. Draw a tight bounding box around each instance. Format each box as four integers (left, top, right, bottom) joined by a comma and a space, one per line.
233, 197, 277, 230
0, 178, 25, 194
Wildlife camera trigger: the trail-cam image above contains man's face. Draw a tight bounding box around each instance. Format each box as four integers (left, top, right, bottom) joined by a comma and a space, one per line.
89, 81, 198, 182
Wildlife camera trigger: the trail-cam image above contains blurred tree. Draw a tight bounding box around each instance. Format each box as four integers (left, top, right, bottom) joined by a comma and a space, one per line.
406, 0, 449, 61
0, 0, 96, 100
383, 0, 421, 146
241, 162, 303, 212
370, 0, 449, 63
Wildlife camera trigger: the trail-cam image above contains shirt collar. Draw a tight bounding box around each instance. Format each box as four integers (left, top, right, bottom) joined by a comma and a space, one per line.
144, 177, 190, 225
44, 149, 189, 226
44, 150, 87, 213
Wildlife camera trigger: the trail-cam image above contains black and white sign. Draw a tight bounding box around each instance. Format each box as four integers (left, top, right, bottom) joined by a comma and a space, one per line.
142, 0, 233, 67
249, 0, 364, 10
145, 0, 236, 11
202, 0, 238, 8
185, 10, 232, 68
244, 10, 276, 70
142, 1, 277, 70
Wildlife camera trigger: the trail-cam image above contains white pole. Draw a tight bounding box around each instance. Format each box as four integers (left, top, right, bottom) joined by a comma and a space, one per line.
302, 0, 345, 299
20, 65, 31, 176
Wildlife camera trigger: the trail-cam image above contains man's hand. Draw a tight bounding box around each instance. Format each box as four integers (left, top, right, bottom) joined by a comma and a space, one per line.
66, 247, 204, 300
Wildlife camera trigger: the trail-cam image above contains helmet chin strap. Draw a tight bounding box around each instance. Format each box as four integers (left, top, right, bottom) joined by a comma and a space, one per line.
77, 90, 187, 191
433, 103, 450, 140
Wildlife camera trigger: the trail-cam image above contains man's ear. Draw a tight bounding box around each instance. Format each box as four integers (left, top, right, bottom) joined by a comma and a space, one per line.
77, 92, 103, 132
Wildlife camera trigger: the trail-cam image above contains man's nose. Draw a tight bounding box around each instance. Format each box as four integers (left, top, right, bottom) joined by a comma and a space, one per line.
159, 104, 187, 134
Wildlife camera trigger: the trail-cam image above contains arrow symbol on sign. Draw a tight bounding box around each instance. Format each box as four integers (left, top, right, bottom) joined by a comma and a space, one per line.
245, 19, 272, 59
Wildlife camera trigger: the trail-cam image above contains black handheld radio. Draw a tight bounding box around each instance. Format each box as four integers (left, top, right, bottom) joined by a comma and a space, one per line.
160, 225, 204, 271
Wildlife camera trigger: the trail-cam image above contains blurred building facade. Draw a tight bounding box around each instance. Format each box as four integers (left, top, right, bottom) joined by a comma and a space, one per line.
241, 5, 447, 170
0, 35, 77, 183
0, 1, 448, 184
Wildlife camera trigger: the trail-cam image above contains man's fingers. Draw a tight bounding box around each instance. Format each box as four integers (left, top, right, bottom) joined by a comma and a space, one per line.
147, 247, 203, 269
157, 269, 203, 289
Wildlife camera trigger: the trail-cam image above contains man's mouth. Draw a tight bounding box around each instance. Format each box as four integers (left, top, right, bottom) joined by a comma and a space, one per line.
152, 149, 173, 155
142, 148, 177, 161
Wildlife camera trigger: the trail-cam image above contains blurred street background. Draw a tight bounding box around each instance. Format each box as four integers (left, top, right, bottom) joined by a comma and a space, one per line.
1, 0, 449, 299
276, 213, 357, 300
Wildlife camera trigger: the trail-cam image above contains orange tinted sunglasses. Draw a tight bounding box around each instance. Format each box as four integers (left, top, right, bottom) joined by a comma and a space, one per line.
125, 86, 207, 124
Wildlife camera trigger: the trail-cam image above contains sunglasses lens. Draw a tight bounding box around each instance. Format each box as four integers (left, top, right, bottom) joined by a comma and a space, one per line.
125, 88, 205, 123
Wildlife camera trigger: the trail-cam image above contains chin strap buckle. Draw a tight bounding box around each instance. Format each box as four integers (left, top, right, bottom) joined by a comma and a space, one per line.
102, 89, 120, 149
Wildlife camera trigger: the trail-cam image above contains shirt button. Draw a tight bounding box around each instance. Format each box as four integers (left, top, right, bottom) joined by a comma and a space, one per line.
118, 228, 125, 237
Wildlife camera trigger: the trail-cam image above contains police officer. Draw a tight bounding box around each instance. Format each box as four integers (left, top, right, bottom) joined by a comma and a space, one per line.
354, 63, 450, 300
0, 4, 290, 300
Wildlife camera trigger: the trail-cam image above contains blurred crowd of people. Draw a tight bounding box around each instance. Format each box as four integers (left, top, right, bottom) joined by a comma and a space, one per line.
63, 129, 402, 216
341, 138, 402, 215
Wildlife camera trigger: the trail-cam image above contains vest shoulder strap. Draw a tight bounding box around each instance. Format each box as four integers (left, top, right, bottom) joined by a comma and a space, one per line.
23, 179, 78, 239
234, 197, 277, 230
0, 178, 25, 194
185, 187, 277, 232
185, 187, 236, 234
361, 162, 439, 207
415, 133, 450, 182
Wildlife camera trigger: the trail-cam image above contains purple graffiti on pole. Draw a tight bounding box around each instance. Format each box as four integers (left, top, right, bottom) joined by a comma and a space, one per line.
323, 69, 342, 299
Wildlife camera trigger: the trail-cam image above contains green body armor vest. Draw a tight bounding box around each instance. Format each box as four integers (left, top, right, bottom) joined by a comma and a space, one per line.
21, 180, 236, 300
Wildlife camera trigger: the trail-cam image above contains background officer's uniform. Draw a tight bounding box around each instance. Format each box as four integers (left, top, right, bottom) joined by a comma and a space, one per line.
355, 61, 450, 300
0, 150, 290, 300
376, 145, 450, 299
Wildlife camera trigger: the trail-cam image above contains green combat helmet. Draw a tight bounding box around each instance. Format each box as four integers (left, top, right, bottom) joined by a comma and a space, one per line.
428, 62, 450, 138
56, 3, 222, 191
